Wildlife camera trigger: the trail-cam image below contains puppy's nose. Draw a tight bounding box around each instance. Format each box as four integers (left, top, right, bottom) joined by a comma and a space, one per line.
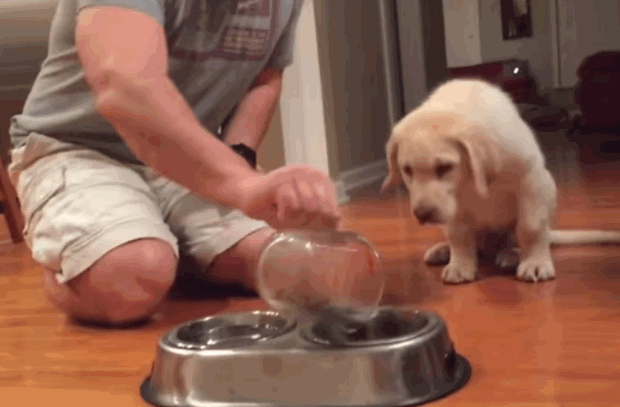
414, 206, 437, 225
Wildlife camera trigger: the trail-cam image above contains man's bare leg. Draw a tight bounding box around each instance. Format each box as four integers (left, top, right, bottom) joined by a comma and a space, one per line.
44, 239, 178, 326
207, 228, 276, 290
44, 228, 281, 327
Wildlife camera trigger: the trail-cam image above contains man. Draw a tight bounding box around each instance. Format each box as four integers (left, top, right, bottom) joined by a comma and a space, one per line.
7, 0, 342, 327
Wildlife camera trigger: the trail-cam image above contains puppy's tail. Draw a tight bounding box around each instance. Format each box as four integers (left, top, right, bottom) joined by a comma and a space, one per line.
550, 230, 620, 246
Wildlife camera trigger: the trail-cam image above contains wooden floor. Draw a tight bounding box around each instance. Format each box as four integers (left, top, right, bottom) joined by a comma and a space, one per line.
2, 129, 620, 406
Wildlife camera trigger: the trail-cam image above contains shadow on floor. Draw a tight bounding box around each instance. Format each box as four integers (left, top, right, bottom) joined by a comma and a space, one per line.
167, 255, 258, 301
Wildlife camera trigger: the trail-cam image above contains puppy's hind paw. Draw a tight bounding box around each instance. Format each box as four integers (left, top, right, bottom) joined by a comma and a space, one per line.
424, 242, 450, 266
516, 257, 555, 282
441, 262, 477, 284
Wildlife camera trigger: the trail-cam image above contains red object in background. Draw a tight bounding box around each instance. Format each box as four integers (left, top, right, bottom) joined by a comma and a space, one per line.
574, 51, 620, 131
447, 59, 539, 104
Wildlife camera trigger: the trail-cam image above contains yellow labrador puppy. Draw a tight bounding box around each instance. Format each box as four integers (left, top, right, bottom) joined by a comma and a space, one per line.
381, 78, 620, 283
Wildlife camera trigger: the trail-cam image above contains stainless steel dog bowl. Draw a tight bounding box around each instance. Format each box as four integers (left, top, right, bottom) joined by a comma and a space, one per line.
140, 305, 471, 407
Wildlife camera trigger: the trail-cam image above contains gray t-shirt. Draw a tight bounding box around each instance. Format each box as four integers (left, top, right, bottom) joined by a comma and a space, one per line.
9, 0, 302, 164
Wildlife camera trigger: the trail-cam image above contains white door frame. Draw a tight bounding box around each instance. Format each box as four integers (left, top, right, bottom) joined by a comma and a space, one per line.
279, 0, 330, 175
278, 0, 351, 201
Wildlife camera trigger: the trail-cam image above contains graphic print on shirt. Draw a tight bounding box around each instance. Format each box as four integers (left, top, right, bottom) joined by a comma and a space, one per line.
168, 0, 278, 63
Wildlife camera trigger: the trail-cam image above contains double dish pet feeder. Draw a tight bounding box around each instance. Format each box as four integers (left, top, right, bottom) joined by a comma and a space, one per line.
141, 230, 471, 407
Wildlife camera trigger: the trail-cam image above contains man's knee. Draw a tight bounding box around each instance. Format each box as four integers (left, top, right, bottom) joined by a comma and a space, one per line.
46, 239, 178, 325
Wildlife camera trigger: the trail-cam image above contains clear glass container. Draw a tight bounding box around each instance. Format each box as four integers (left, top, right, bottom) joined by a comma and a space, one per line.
256, 230, 385, 322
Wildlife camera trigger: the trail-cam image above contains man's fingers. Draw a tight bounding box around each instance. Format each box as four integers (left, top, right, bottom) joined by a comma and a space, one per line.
276, 184, 299, 221
325, 182, 342, 218
314, 183, 332, 214
312, 179, 341, 220
295, 172, 341, 215
263, 165, 343, 230
295, 180, 318, 212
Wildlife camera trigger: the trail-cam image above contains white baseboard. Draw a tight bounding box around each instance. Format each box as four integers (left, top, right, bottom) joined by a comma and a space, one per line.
335, 159, 388, 204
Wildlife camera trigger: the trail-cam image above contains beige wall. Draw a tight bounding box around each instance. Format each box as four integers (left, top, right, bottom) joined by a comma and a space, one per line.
0, 0, 58, 164
442, 0, 483, 67
257, 105, 286, 172
0, 1, 57, 47
442, 0, 620, 90
442, 0, 554, 89
0, 0, 56, 87
479, 0, 554, 89
557, 0, 620, 87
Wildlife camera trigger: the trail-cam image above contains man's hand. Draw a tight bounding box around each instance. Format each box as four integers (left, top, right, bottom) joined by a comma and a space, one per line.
239, 164, 342, 230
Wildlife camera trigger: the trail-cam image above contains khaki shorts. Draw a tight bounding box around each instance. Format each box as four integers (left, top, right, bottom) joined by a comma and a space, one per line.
8, 133, 269, 284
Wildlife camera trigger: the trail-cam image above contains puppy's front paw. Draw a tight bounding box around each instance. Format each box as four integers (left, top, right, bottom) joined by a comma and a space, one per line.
516, 256, 555, 282
495, 248, 521, 269
424, 242, 450, 266
441, 262, 477, 284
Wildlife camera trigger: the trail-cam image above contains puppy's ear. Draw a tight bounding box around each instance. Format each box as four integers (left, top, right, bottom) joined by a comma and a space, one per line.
447, 136, 491, 199
381, 134, 403, 193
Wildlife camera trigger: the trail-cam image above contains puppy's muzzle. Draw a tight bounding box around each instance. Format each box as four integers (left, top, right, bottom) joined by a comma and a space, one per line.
413, 205, 440, 225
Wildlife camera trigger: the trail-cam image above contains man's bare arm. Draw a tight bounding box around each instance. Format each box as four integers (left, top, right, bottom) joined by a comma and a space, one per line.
223, 68, 283, 150
75, 7, 258, 210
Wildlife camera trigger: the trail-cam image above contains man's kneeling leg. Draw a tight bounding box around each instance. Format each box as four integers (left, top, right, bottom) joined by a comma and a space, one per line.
44, 239, 177, 326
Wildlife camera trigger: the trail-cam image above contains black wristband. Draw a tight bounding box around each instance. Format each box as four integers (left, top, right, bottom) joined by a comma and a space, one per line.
231, 143, 257, 169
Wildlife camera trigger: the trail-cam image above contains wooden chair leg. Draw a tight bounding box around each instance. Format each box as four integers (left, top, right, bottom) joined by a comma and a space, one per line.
0, 156, 24, 244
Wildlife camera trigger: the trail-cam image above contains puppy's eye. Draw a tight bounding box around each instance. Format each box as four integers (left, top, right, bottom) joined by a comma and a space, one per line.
435, 163, 454, 178
402, 165, 414, 177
